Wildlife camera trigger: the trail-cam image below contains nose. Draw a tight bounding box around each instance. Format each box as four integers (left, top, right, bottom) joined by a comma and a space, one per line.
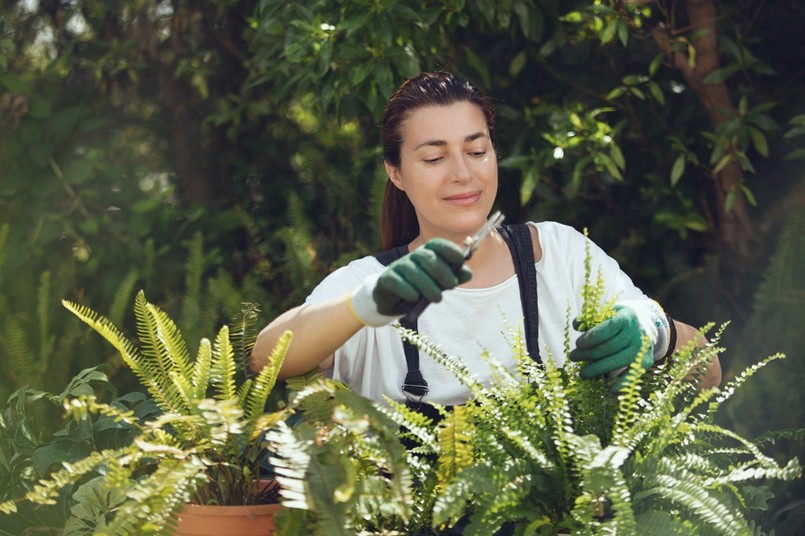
451, 154, 472, 183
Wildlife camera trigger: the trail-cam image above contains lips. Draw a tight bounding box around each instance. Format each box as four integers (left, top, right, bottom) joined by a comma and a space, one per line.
444, 191, 482, 206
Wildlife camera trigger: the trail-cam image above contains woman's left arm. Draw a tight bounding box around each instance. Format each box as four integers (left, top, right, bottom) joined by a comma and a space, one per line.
671, 319, 722, 389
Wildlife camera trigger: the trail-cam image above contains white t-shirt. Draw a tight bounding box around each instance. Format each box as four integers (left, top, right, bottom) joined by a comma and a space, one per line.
306, 221, 652, 406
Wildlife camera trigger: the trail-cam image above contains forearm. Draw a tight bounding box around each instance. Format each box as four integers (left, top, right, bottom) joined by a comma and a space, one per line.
250, 296, 364, 379
672, 320, 722, 389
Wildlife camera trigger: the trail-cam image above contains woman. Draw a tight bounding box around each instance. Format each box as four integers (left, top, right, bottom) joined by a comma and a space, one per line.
251, 71, 721, 405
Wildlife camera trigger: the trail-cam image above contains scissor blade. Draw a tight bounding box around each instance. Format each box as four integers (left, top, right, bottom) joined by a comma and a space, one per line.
463, 211, 505, 259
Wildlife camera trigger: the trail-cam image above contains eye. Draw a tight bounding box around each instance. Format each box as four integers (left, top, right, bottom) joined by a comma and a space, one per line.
423, 156, 443, 164
469, 150, 487, 158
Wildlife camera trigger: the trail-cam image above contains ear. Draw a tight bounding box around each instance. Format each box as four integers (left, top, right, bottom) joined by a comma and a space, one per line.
385, 161, 404, 191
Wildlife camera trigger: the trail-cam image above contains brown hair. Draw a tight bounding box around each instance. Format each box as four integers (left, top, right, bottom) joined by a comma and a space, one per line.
380, 71, 496, 250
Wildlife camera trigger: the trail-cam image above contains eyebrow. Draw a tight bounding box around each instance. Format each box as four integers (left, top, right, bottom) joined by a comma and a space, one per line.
413, 132, 488, 151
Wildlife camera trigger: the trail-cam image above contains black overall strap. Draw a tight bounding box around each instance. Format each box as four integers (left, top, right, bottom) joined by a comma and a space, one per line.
373, 246, 429, 404
498, 224, 542, 363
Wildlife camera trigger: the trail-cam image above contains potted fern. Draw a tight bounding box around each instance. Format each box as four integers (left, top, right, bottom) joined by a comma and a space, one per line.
0, 290, 292, 535
268, 238, 803, 535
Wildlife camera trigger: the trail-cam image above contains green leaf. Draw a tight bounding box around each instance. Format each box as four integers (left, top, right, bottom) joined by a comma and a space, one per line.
783, 125, 805, 139
509, 51, 527, 77
27, 96, 52, 118
609, 143, 625, 169
391, 3, 420, 21
618, 20, 629, 47
0, 72, 30, 92
465, 46, 491, 89
648, 81, 665, 105
725, 189, 737, 212
670, 154, 686, 186
606, 86, 626, 100
600, 20, 617, 44
649, 53, 664, 76
345, 11, 372, 37
749, 127, 768, 157
783, 148, 805, 160
713, 154, 732, 174
32, 441, 93, 477
702, 64, 740, 84
520, 171, 537, 206
629, 87, 645, 100
741, 185, 757, 207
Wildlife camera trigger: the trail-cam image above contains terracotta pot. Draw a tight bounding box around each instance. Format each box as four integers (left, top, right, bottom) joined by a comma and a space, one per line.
173, 480, 283, 536
173, 502, 283, 536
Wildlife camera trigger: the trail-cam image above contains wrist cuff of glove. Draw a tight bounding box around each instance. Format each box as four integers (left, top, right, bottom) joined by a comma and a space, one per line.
616, 299, 671, 362
347, 273, 402, 327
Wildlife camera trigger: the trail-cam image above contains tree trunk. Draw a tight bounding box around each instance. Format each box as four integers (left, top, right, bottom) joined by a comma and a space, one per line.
157, 1, 217, 206
637, 0, 763, 299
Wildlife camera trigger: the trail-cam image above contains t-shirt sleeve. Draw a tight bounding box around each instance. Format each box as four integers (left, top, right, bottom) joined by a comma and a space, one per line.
305, 257, 382, 304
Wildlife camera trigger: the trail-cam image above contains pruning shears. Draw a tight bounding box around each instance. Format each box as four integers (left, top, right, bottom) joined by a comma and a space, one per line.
402, 211, 505, 322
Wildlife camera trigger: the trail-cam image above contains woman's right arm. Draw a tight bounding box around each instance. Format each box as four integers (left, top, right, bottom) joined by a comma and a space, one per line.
250, 295, 363, 379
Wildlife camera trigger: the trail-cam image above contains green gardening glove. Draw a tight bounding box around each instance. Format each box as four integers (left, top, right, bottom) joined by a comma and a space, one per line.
569, 305, 654, 391
348, 238, 472, 326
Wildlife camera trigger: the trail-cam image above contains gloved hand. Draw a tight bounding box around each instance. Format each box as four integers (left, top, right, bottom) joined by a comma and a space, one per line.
569, 304, 655, 391
348, 238, 472, 327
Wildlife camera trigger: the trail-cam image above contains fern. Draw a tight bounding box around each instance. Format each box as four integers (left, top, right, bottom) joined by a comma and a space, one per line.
0, 292, 294, 532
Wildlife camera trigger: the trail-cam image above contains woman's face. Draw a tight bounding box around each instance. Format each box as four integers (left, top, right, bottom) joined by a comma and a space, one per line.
385, 101, 497, 244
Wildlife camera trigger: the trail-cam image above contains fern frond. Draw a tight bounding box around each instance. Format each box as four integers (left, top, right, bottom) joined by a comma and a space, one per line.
290, 380, 339, 425
635, 510, 692, 534
399, 327, 485, 397
634, 459, 751, 535
611, 339, 652, 447
542, 352, 575, 462
108, 270, 139, 327
379, 398, 440, 453
62, 299, 155, 396
228, 302, 261, 373
96, 457, 208, 535
210, 325, 236, 401
576, 229, 617, 331
131, 291, 186, 412
191, 338, 212, 400
714, 352, 786, 406
243, 330, 291, 436
2, 315, 36, 385
696, 423, 795, 473
436, 405, 475, 490
146, 302, 193, 383
25, 450, 123, 506
169, 371, 195, 414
